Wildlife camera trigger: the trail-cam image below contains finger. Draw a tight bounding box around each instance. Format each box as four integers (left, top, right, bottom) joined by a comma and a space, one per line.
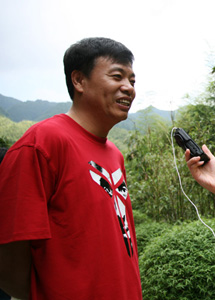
186, 156, 201, 167
202, 144, 214, 158
196, 160, 205, 167
185, 149, 191, 162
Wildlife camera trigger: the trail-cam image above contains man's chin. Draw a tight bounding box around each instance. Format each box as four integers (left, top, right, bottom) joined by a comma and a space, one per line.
116, 111, 129, 123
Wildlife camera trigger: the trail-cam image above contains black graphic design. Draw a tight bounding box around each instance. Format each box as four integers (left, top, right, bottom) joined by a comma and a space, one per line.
88, 161, 133, 257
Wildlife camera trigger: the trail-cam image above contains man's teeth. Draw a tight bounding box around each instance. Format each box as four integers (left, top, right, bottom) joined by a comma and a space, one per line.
118, 99, 130, 106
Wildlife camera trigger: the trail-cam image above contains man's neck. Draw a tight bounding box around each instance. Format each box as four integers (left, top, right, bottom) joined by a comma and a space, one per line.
66, 107, 110, 138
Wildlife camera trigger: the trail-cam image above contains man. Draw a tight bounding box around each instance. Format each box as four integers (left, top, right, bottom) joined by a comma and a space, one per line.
0, 37, 142, 299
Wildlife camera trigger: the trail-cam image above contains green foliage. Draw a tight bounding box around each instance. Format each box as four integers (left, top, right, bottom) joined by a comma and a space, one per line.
125, 118, 215, 222
132, 210, 172, 258
135, 220, 171, 255
176, 104, 215, 153
198, 71, 215, 105
0, 116, 35, 145
125, 124, 189, 222
135, 106, 172, 134
139, 219, 215, 300
0, 136, 11, 148
125, 67, 215, 222
132, 209, 151, 226
108, 127, 130, 152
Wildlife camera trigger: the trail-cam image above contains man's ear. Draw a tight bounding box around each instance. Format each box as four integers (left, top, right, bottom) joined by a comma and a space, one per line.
71, 70, 85, 93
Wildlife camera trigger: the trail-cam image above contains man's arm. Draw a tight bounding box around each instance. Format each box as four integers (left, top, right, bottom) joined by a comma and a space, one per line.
0, 241, 31, 300
185, 144, 215, 193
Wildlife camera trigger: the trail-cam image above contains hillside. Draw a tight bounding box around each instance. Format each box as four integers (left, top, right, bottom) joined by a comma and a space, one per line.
0, 93, 179, 150
0, 93, 177, 130
0, 94, 70, 122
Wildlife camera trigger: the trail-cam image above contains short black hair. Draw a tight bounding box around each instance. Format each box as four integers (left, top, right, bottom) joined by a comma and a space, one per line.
63, 37, 134, 100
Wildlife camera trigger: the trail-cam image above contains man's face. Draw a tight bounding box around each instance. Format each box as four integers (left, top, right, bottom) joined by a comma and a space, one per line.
81, 57, 136, 126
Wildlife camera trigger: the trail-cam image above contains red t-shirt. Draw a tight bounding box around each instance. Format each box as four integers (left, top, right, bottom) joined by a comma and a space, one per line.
0, 114, 142, 300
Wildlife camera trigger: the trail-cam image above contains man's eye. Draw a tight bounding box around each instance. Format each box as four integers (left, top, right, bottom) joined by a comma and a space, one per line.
113, 74, 122, 79
130, 80, 135, 87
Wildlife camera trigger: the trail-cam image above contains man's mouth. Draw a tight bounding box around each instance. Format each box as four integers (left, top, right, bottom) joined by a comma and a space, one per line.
116, 99, 131, 107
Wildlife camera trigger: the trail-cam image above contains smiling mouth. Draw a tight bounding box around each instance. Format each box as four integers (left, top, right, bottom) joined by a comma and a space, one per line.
116, 99, 131, 107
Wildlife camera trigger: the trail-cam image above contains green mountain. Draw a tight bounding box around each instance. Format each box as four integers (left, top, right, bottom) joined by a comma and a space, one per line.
0, 93, 176, 126
0, 94, 70, 122
0, 93, 178, 150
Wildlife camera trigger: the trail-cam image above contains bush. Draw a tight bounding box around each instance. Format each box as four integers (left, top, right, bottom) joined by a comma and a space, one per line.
135, 221, 171, 255
139, 219, 215, 300
132, 210, 152, 226
132, 210, 172, 254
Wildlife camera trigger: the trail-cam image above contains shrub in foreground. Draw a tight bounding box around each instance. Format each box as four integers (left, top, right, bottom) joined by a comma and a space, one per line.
135, 220, 171, 255
139, 219, 215, 300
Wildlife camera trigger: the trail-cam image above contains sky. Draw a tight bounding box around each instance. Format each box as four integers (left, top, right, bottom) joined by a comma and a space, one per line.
0, 0, 215, 113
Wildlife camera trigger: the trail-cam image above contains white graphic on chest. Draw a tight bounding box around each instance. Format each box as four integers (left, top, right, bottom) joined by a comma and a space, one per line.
88, 161, 133, 257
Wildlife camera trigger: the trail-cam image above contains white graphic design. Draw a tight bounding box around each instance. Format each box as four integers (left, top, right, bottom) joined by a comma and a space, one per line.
88, 161, 133, 257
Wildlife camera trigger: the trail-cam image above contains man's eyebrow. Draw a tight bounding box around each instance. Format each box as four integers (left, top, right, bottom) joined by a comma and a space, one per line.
109, 67, 135, 77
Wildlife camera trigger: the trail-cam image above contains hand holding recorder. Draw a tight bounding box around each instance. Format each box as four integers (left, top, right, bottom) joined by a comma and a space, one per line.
174, 128, 215, 194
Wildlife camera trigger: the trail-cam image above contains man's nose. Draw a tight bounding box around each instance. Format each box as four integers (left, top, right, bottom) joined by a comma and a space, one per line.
120, 80, 135, 97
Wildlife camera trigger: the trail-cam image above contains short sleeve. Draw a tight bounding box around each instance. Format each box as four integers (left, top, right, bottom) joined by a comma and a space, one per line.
0, 145, 56, 244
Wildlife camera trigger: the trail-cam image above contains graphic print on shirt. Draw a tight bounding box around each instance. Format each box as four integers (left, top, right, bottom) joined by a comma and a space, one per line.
88, 161, 133, 257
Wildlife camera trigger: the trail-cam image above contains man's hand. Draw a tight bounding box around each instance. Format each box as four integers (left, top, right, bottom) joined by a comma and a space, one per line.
185, 144, 215, 194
